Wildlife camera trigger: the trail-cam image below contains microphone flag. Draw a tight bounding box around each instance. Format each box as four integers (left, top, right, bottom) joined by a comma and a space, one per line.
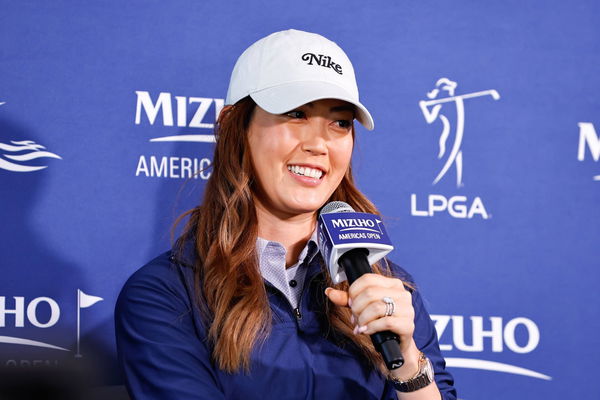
318, 211, 394, 284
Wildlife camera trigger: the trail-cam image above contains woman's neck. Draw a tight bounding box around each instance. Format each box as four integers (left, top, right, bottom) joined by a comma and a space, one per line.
255, 203, 316, 268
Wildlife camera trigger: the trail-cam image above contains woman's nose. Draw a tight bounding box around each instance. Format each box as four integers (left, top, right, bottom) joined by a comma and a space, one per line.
300, 121, 328, 155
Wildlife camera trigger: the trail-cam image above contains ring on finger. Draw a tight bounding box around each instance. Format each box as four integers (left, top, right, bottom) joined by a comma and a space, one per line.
382, 296, 395, 317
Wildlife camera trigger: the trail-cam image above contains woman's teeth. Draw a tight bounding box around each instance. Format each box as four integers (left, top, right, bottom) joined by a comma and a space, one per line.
288, 165, 323, 179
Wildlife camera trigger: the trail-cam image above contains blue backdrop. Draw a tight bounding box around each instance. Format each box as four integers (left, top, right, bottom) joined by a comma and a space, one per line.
1, 1, 599, 399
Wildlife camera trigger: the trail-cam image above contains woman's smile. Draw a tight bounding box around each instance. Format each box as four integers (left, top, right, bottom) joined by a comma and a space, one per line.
286, 164, 326, 187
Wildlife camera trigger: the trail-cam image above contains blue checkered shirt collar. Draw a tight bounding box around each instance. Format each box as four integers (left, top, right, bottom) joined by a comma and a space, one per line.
256, 230, 319, 308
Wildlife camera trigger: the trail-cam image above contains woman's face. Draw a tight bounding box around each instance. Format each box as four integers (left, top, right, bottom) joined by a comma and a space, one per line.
248, 98, 355, 219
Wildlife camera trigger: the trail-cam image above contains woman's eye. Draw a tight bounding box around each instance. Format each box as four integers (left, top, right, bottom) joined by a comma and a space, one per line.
336, 119, 352, 129
286, 110, 305, 119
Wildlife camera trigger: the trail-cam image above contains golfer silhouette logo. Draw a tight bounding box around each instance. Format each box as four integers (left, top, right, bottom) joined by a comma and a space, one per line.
419, 78, 500, 187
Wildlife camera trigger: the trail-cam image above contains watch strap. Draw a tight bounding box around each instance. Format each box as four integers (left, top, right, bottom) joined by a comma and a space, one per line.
389, 352, 434, 393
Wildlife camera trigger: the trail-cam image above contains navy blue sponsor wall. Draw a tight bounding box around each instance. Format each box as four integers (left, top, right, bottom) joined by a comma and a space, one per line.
1, 1, 599, 399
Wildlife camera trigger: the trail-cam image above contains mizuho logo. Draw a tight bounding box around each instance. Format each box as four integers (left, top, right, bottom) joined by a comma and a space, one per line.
577, 122, 600, 181
134, 91, 223, 143
431, 314, 551, 381
0, 290, 102, 358
0, 297, 60, 329
301, 53, 343, 75
134, 91, 216, 180
331, 218, 381, 233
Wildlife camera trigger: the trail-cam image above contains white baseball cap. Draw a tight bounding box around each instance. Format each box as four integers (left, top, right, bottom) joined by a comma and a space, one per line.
225, 29, 374, 130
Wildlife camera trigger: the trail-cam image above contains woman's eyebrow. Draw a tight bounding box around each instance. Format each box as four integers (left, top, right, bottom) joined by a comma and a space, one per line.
330, 105, 356, 115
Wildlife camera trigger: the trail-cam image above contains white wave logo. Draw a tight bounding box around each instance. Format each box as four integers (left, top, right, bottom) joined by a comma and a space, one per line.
445, 357, 551, 380
0, 140, 62, 172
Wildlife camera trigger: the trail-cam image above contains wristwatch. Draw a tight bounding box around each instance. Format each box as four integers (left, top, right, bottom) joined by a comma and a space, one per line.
388, 352, 434, 392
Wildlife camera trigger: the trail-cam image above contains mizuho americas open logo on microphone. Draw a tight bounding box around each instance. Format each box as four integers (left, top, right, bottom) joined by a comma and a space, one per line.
330, 217, 385, 240
0, 290, 103, 361
410, 78, 500, 219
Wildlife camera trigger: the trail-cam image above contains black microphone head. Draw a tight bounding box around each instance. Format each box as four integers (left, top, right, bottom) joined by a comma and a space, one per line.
320, 201, 354, 215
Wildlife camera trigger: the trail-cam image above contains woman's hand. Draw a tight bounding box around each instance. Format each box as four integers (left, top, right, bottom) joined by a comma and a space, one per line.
325, 273, 422, 381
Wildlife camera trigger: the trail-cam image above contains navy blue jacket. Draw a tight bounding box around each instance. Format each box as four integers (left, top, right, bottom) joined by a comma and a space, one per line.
115, 248, 456, 399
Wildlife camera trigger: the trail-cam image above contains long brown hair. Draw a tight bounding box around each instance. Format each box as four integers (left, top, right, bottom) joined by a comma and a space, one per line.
176, 96, 392, 373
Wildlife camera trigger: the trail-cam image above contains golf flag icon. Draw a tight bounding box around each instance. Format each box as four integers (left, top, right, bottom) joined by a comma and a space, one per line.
79, 290, 103, 308
75, 289, 103, 358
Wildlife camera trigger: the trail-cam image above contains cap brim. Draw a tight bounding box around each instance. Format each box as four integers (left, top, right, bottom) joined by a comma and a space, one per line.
249, 81, 374, 131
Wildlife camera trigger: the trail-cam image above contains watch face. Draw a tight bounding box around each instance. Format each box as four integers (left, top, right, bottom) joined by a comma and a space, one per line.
391, 354, 435, 393
425, 357, 434, 381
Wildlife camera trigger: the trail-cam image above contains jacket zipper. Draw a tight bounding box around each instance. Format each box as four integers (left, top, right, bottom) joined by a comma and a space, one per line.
293, 272, 323, 322
293, 307, 302, 320
265, 271, 322, 323
264, 281, 300, 321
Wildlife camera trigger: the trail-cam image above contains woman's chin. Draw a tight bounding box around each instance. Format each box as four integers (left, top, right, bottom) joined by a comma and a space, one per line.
283, 200, 328, 216
256, 191, 332, 218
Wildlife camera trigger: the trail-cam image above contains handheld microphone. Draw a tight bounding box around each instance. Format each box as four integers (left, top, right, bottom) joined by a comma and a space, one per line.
317, 201, 404, 370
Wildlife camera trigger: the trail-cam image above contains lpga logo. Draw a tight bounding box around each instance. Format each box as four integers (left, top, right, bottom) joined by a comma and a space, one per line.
419, 78, 500, 187
0, 290, 103, 358
410, 79, 499, 219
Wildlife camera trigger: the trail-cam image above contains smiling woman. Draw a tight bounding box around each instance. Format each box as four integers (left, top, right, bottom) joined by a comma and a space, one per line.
115, 29, 456, 400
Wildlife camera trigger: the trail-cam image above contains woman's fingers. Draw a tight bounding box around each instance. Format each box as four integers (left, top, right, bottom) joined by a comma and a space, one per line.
344, 275, 416, 342
351, 283, 412, 318
348, 274, 407, 307
324, 287, 349, 307
360, 316, 415, 341
353, 298, 387, 327
326, 275, 415, 341
348, 273, 404, 299
355, 294, 415, 328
